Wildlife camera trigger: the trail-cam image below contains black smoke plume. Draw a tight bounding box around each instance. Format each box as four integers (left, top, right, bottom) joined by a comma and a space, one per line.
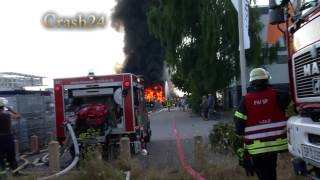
112, 0, 165, 86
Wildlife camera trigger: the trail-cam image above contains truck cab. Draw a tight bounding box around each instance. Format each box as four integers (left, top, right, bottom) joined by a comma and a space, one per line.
270, 0, 320, 176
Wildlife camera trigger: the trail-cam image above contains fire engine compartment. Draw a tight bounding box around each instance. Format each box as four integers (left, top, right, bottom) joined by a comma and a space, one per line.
63, 85, 124, 135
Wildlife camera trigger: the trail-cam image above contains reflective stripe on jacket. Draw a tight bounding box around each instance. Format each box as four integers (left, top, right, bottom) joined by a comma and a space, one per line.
244, 88, 288, 154
246, 138, 288, 155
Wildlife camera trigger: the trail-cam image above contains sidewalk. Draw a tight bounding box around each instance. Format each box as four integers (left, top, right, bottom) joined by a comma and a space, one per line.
216, 110, 234, 121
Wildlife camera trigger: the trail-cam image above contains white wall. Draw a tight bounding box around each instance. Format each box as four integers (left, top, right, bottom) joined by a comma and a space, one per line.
246, 63, 289, 85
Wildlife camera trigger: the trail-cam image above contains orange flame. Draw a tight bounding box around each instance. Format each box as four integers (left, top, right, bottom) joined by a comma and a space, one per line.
144, 84, 165, 103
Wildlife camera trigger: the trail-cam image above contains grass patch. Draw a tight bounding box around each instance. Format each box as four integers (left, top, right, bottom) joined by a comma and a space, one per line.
194, 150, 305, 180
205, 122, 306, 180
114, 158, 190, 180
6, 121, 308, 180
5, 150, 307, 180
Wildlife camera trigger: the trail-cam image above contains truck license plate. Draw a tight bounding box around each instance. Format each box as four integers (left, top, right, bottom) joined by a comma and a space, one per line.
302, 144, 320, 164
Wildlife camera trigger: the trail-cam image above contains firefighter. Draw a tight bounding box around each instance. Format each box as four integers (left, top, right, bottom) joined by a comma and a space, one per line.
234, 68, 290, 180
166, 99, 172, 112
0, 98, 20, 171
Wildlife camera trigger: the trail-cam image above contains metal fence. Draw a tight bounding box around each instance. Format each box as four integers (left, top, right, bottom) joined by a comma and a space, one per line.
4, 94, 55, 151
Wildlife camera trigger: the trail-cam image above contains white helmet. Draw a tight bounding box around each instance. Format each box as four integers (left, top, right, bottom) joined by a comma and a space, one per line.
0, 97, 8, 107
249, 68, 271, 82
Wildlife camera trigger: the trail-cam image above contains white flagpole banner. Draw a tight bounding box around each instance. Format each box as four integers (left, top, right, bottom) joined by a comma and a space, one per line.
232, 0, 249, 95
231, 0, 250, 49
242, 0, 250, 49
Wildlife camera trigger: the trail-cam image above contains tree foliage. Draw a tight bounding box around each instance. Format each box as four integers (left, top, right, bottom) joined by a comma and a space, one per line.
148, 0, 273, 112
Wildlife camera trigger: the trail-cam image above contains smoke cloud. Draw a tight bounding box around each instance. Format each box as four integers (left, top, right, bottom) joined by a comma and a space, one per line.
111, 0, 165, 86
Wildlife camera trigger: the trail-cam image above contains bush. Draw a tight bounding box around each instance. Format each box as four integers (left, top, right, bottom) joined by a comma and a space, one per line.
77, 128, 103, 158
209, 122, 242, 155
60, 147, 123, 180
286, 101, 298, 117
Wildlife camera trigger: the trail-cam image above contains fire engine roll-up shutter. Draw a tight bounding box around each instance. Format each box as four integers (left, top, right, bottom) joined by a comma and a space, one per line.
72, 88, 113, 97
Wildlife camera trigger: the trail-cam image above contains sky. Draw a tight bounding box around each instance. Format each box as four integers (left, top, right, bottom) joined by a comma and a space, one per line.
0, 0, 269, 89
0, 0, 124, 88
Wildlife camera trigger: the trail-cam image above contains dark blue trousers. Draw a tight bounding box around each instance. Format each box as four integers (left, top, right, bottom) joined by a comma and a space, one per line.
0, 135, 17, 170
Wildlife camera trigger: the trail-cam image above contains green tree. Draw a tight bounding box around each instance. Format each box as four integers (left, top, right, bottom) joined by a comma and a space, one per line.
148, 0, 272, 112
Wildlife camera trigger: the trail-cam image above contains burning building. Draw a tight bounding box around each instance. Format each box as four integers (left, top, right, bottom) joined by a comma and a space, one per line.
144, 82, 166, 104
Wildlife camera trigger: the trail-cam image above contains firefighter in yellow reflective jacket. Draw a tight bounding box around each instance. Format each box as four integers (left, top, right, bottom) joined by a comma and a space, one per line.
234, 68, 290, 180
166, 99, 173, 112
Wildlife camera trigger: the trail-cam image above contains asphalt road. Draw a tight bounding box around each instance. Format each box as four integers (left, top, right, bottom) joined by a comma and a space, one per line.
142, 107, 229, 169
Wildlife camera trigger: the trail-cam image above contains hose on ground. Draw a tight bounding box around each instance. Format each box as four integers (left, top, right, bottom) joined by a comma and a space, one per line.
37, 123, 79, 180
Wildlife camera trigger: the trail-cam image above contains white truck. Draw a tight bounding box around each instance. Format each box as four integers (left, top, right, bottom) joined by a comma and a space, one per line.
269, 0, 320, 177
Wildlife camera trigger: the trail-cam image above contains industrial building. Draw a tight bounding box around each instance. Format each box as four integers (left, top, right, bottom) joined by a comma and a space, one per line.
0, 72, 54, 151
0, 72, 44, 91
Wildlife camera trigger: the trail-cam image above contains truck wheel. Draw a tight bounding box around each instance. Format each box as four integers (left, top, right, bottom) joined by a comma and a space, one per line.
105, 136, 120, 160
292, 158, 307, 176
107, 144, 119, 160
315, 167, 320, 178
144, 129, 152, 142
144, 136, 150, 143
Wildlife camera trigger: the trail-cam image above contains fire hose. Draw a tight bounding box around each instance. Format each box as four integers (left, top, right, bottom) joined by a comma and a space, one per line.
37, 123, 80, 180
37, 123, 130, 180
7, 122, 130, 179
7, 123, 79, 178
12, 155, 30, 174
5, 149, 49, 176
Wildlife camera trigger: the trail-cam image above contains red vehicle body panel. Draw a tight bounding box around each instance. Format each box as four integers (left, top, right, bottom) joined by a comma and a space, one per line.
123, 75, 134, 133
54, 74, 141, 140
54, 83, 64, 140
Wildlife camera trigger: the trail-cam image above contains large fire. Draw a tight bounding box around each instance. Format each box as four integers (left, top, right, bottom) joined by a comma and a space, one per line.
144, 84, 165, 104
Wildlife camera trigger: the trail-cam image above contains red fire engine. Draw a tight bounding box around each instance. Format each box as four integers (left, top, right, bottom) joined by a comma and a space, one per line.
54, 73, 151, 156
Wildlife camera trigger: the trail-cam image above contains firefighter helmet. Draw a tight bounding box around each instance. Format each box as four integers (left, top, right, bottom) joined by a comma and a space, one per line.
249, 68, 271, 82
0, 97, 8, 107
